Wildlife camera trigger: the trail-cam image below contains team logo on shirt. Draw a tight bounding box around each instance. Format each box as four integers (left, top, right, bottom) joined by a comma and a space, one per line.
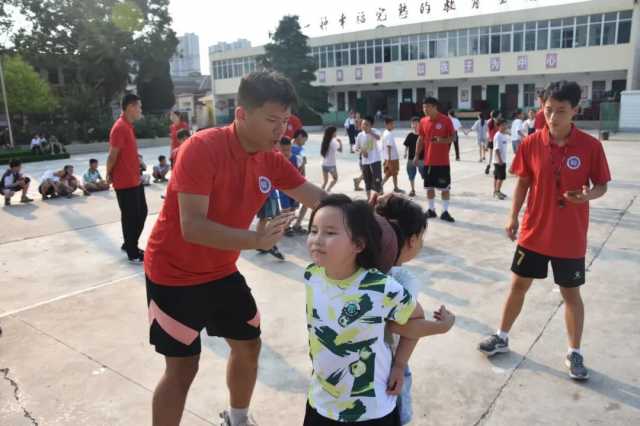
566, 156, 581, 170
258, 176, 272, 193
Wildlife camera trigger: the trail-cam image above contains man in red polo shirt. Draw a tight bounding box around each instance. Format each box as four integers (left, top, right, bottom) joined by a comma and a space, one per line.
284, 113, 302, 139
106, 93, 147, 263
478, 81, 611, 381
414, 97, 455, 222
144, 71, 326, 426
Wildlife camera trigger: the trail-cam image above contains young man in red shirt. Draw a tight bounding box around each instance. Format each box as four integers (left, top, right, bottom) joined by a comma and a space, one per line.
144, 71, 326, 426
107, 94, 147, 263
478, 81, 611, 381
414, 97, 455, 222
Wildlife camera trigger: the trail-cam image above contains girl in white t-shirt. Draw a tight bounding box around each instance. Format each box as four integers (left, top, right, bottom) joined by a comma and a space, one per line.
320, 126, 342, 192
470, 112, 488, 162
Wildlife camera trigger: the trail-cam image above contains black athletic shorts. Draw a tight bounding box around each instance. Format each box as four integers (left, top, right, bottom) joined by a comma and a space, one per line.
304, 402, 400, 426
511, 245, 585, 287
146, 272, 261, 357
423, 165, 451, 190
487, 141, 494, 150
493, 163, 507, 180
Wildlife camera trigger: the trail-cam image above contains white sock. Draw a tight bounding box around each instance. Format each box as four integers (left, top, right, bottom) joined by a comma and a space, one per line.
229, 407, 249, 426
497, 330, 509, 340
428, 198, 435, 211
568, 347, 582, 356
443, 200, 449, 212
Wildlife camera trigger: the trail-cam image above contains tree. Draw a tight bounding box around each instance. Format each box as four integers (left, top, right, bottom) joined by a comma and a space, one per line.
260, 16, 328, 123
2, 55, 57, 116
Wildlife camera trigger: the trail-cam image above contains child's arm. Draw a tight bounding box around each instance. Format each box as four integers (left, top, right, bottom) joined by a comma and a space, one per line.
336, 139, 343, 152
388, 303, 455, 339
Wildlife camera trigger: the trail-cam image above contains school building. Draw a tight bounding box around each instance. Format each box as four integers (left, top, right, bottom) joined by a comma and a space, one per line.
209, 0, 640, 123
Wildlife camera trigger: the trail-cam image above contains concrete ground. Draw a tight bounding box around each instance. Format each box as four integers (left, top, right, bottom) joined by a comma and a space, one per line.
1, 130, 638, 426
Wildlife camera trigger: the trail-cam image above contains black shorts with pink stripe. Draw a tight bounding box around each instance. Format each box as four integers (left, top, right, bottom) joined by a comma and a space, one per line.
145, 272, 261, 357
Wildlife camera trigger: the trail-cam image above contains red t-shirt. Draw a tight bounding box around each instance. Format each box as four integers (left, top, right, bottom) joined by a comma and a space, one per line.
511, 125, 611, 259
144, 124, 306, 286
534, 107, 546, 130
418, 113, 454, 166
170, 121, 190, 152
109, 115, 140, 190
487, 119, 498, 142
284, 115, 303, 139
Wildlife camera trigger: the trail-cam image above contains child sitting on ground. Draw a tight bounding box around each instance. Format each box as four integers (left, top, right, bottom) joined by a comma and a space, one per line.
1, 159, 33, 206
303, 194, 455, 425
83, 158, 110, 192
153, 155, 170, 183
139, 155, 151, 186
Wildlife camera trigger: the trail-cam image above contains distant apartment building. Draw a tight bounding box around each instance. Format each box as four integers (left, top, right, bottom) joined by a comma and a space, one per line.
170, 33, 201, 77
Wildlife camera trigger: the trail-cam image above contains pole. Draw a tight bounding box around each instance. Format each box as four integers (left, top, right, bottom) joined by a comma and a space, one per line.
0, 56, 14, 148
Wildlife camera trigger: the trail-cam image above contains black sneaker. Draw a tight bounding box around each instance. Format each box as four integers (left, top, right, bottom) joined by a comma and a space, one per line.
393, 188, 405, 194
426, 209, 437, 218
4, 197, 9, 206
440, 211, 455, 222
128, 253, 144, 264
256, 249, 269, 254
269, 246, 285, 260
409, 190, 416, 197
478, 334, 509, 356
485, 164, 491, 175
565, 352, 589, 380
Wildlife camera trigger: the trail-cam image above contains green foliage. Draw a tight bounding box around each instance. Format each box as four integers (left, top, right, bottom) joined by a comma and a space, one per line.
260, 15, 328, 119
2, 55, 58, 114
133, 114, 171, 139
0, 152, 70, 165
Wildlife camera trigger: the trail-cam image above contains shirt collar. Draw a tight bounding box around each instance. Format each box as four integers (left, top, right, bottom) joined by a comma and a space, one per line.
542, 124, 577, 147
119, 113, 134, 130
228, 122, 250, 161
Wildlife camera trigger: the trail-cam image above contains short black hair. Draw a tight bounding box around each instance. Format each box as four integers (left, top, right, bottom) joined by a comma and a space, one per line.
89, 158, 98, 165
9, 159, 21, 168
293, 128, 308, 139
410, 116, 420, 122
176, 129, 190, 140
279, 137, 292, 146
158, 155, 166, 161
544, 81, 582, 108
422, 97, 439, 107
448, 109, 456, 117
496, 118, 507, 126
309, 194, 381, 270
363, 115, 375, 126
375, 195, 428, 260
121, 93, 140, 111
237, 71, 298, 110
384, 116, 395, 125
536, 88, 547, 100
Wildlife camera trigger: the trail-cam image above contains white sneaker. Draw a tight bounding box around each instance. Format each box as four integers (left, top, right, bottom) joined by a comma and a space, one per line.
219, 410, 258, 426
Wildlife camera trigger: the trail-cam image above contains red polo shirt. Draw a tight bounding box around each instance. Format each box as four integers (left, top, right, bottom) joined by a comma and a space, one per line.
534, 107, 546, 130
109, 115, 140, 190
511, 125, 611, 259
418, 113, 454, 166
284, 115, 303, 139
170, 121, 190, 152
144, 123, 306, 286
488, 118, 498, 142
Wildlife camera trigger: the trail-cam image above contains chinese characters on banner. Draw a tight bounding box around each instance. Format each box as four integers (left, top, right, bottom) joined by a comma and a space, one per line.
517, 55, 528, 71
318, 70, 326, 82
464, 59, 474, 73
546, 53, 558, 69
490, 57, 501, 72
355, 67, 363, 80
440, 61, 449, 75
417, 62, 426, 76
374, 65, 383, 79
336, 69, 344, 81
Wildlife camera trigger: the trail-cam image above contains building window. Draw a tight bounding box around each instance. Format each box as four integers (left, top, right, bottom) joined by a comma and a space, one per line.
375, 39, 383, 63
417, 88, 426, 104
550, 19, 562, 48
337, 92, 346, 111
592, 80, 606, 101
537, 20, 549, 50
400, 36, 409, 61
327, 45, 335, 67
513, 23, 523, 52
524, 84, 536, 107
409, 36, 419, 60
575, 16, 588, 48
617, 11, 632, 44
366, 40, 374, 64
589, 14, 602, 46
448, 31, 458, 57
469, 28, 479, 55
500, 24, 512, 53
419, 35, 428, 59
479, 27, 489, 54
524, 22, 536, 51
402, 88, 413, 103
350, 42, 358, 66
390, 38, 400, 61
602, 12, 617, 45
435, 33, 447, 58
358, 41, 366, 65
561, 17, 574, 48
490, 26, 501, 54
458, 29, 468, 56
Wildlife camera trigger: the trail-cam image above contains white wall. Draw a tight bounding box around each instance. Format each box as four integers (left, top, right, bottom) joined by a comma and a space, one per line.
620, 90, 640, 131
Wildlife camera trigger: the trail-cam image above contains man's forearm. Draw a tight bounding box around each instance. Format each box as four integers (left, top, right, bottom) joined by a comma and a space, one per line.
510, 179, 530, 219
587, 183, 607, 201
182, 217, 258, 250
106, 152, 118, 176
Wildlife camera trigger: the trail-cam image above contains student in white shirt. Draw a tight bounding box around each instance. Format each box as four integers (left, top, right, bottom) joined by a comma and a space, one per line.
493, 118, 510, 200
448, 110, 463, 161
30, 134, 43, 154
344, 111, 357, 153
524, 109, 537, 136
320, 126, 343, 192
510, 109, 527, 154
355, 116, 382, 198
470, 112, 488, 162
381, 117, 404, 194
